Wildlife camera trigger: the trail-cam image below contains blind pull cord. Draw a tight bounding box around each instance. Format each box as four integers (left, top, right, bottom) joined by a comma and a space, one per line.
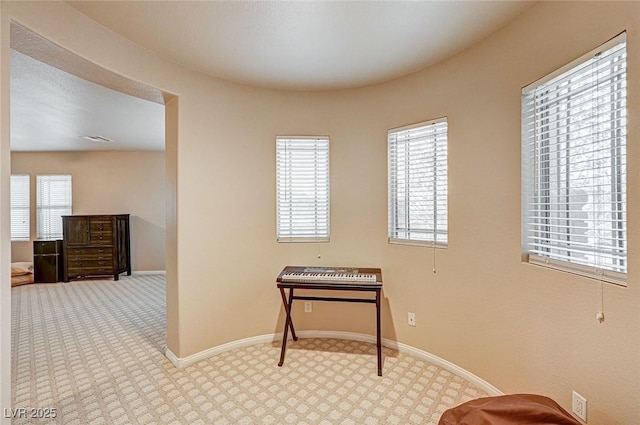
432, 242, 437, 274
596, 280, 605, 323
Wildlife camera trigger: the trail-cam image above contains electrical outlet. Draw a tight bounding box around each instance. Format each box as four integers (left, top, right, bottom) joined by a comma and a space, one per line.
408, 312, 416, 327
572, 391, 587, 422
304, 302, 312, 313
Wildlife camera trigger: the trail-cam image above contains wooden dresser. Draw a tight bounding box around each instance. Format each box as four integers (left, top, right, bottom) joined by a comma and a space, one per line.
62, 214, 131, 282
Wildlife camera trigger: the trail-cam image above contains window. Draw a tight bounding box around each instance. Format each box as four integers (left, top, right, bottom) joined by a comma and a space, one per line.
388, 118, 448, 246
36, 174, 72, 240
522, 33, 626, 285
276, 136, 330, 242
10, 175, 30, 241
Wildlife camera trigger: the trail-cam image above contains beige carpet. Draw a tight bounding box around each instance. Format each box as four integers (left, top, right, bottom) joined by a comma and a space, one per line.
11, 275, 488, 424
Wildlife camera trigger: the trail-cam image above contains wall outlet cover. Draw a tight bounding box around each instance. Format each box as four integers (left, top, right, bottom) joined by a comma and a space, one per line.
572, 390, 587, 422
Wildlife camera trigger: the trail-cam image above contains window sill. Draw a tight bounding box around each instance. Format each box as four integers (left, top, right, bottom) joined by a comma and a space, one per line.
277, 237, 330, 243
524, 254, 626, 287
388, 238, 447, 248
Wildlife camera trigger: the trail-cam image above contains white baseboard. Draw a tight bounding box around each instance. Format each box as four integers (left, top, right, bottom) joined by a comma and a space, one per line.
165, 333, 275, 369
164, 330, 502, 396
164, 345, 180, 367
131, 270, 166, 275
391, 340, 503, 396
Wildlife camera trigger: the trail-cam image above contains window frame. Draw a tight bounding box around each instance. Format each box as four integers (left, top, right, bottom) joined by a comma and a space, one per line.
36, 174, 73, 240
10, 174, 30, 241
388, 117, 448, 247
276, 135, 330, 243
521, 33, 627, 285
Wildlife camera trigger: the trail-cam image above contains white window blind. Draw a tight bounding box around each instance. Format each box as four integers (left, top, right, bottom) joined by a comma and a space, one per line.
37, 174, 72, 240
10, 174, 30, 241
388, 118, 448, 246
276, 136, 330, 242
522, 33, 626, 285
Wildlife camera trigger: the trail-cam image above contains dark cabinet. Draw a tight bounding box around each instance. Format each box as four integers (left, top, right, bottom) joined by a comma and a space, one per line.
62, 214, 131, 282
63, 216, 90, 246
33, 240, 63, 283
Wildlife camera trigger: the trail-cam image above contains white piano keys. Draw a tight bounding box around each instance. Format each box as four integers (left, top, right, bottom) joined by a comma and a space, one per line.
280, 271, 377, 283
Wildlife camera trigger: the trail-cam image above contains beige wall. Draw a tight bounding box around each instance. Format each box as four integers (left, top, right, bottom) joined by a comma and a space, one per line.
2, 1, 639, 424
10, 151, 165, 271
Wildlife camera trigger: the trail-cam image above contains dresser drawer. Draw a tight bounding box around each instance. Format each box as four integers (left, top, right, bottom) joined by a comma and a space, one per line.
67, 268, 113, 277
68, 258, 113, 268
66, 247, 113, 259
90, 219, 113, 232
90, 231, 113, 245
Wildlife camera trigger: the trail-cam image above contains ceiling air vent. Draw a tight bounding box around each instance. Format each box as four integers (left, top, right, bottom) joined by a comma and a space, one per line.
79, 135, 114, 143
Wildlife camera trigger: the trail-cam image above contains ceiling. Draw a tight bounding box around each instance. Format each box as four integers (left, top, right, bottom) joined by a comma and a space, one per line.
67, 1, 533, 91
11, 49, 165, 152
11, 1, 533, 152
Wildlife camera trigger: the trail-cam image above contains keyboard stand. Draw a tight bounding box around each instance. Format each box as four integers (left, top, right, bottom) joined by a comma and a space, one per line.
276, 267, 383, 376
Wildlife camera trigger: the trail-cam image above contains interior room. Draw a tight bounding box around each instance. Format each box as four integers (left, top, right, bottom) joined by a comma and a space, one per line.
9, 27, 166, 275
1, 1, 639, 425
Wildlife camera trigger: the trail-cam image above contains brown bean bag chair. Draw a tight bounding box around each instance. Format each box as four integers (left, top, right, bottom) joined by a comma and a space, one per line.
439, 394, 581, 425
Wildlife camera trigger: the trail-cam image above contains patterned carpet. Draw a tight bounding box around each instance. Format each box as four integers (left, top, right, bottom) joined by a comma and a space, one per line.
11, 275, 488, 424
